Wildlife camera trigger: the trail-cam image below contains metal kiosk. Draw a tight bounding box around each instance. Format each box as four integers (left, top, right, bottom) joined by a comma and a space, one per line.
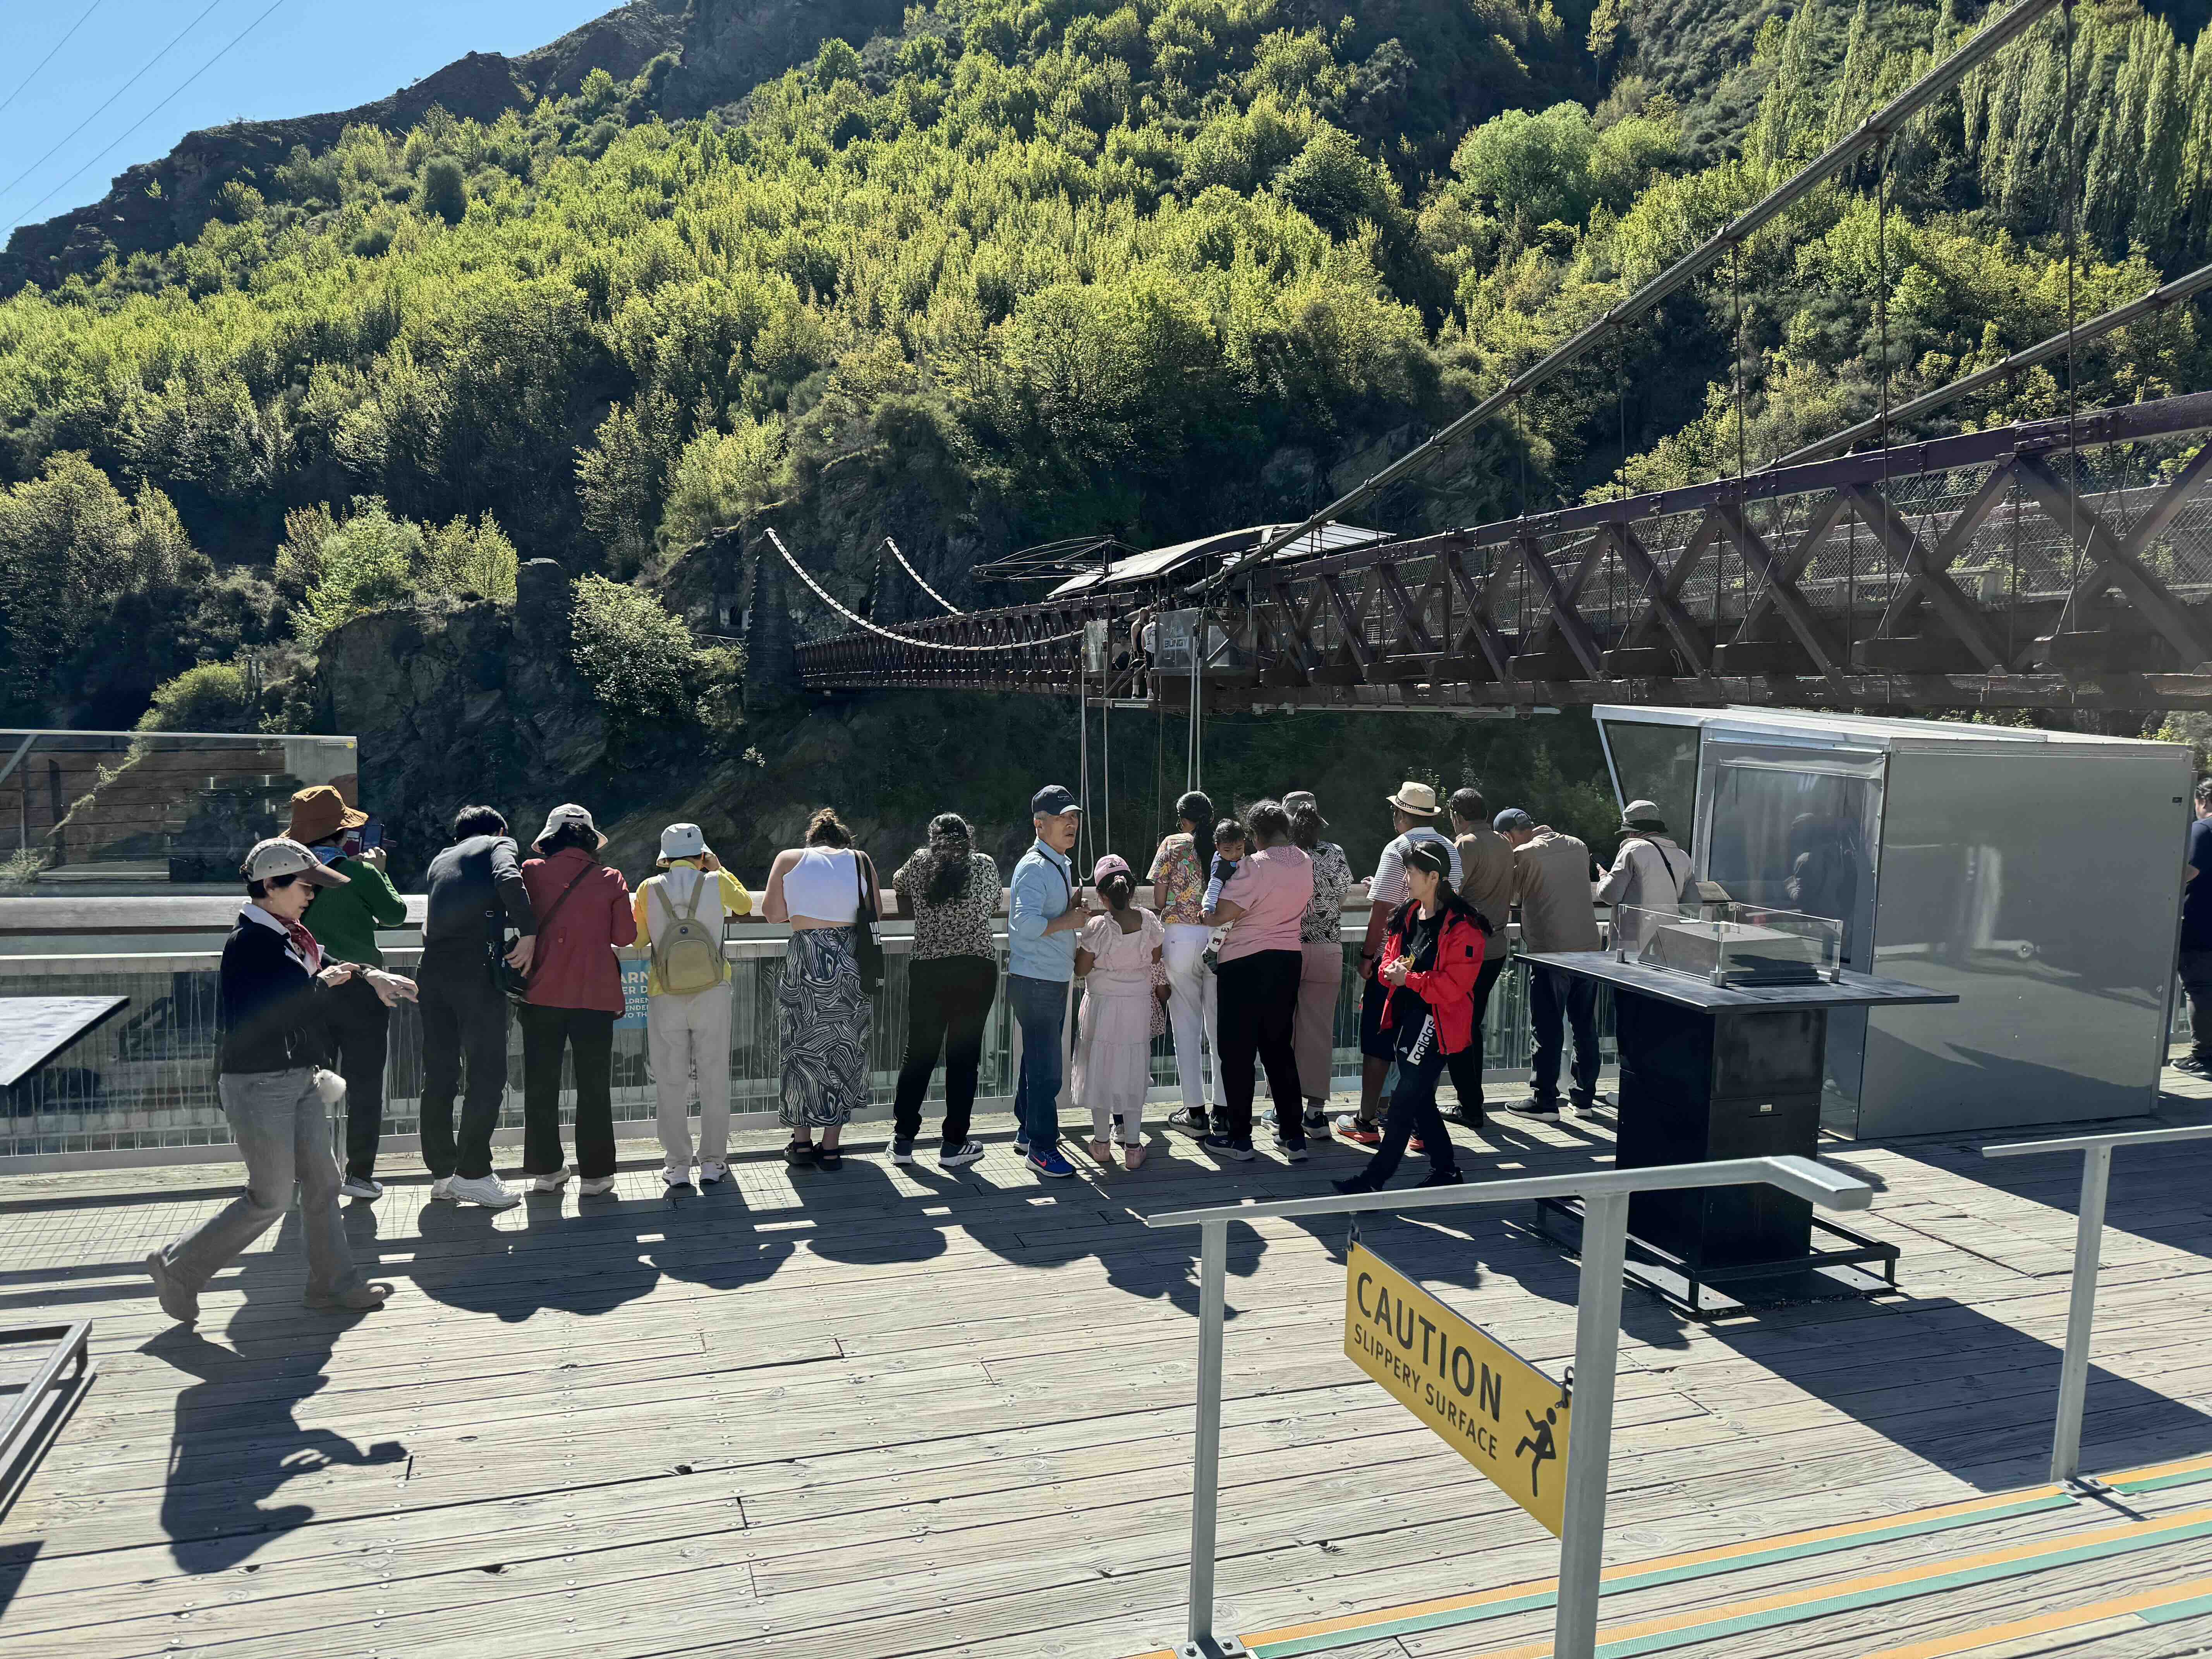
1527, 912, 1954, 1314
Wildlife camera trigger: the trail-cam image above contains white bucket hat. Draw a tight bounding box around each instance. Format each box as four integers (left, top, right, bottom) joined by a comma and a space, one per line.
536, 803, 606, 850
659, 822, 706, 860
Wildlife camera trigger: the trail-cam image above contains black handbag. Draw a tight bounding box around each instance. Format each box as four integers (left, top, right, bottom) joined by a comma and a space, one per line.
491, 865, 592, 1005
852, 853, 885, 994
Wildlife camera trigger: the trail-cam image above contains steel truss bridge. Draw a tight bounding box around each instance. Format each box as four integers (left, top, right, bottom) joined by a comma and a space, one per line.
795, 392, 2212, 715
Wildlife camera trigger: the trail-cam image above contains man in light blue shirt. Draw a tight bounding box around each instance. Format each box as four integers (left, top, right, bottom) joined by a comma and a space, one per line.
1007, 784, 1086, 1178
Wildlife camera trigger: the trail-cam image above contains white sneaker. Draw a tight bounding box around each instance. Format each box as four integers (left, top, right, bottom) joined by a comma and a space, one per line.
939, 1140, 986, 1168
576, 1175, 618, 1196
1013, 1136, 1030, 1157
662, 1166, 693, 1188
445, 1174, 520, 1209
699, 1160, 729, 1187
339, 1175, 382, 1201
430, 1175, 457, 1202
531, 1167, 572, 1193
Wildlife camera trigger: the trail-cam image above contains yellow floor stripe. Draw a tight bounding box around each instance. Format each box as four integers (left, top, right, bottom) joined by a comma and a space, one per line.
1240, 1486, 2066, 1647
1858, 1572, 2212, 1658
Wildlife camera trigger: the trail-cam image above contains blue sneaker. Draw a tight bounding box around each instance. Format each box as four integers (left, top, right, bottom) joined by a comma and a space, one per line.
1202, 1133, 1255, 1163
1029, 1147, 1075, 1179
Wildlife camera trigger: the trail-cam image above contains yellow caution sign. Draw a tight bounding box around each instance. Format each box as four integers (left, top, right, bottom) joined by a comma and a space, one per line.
1343, 1241, 1570, 1535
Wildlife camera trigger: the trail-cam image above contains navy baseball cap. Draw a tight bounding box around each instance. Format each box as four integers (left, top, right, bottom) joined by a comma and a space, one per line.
1492, 808, 1535, 833
1031, 784, 1082, 817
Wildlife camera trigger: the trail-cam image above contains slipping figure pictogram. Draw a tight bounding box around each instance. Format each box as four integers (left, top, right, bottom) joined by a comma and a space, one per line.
1516, 1405, 1560, 1497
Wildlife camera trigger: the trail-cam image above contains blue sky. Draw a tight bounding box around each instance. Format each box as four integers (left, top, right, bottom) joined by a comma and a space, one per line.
1, 0, 614, 236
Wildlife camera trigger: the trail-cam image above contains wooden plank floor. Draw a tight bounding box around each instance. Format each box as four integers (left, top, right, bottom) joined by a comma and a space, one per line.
7, 1069, 2212, 1659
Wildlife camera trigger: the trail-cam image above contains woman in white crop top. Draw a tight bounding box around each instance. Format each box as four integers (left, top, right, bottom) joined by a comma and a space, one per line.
763, 808, 881, 1168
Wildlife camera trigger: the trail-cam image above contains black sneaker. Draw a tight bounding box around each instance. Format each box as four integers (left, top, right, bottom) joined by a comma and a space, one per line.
1510, 1097, 1563, 1118
1449, 1103, 1486, 1130
1303, 1106, 1331, 1135
1333, 1172, 1382, 1195
2174, 1055, 2212, 1077
889, 1139, 917, 1165
1169, 1106, 1211, 1136
1201, 1133, 1254, 1163
1418, 1167, 1466, 1188
1281, 1139, 1309, 1164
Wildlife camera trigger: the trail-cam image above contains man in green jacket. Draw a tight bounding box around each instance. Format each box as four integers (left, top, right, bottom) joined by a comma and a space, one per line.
290, 786, 411, 1200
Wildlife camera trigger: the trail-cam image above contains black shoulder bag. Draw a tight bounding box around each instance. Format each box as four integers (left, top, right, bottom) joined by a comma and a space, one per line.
489, 864, 592, 1005
852, 853, 886, 994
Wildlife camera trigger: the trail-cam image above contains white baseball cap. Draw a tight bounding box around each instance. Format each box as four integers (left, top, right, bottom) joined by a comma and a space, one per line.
242, 836, 349, 887
659, 822, 706, 860
537, 803, 606, 849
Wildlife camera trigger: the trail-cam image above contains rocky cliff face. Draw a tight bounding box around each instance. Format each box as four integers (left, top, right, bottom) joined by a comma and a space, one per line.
1, 0, 908, 293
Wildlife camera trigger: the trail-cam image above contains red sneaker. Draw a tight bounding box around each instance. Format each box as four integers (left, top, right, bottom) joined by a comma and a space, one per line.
1335, 1115, 1382, 1146
1410, 1137, 1425, 1154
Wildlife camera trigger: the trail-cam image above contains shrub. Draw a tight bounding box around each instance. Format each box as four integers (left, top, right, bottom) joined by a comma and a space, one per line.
569, 574, 742, 732
296, 499, 424, 644
424, 513, 519, 600
417, 155, 467, 225
136, 661, 256, 732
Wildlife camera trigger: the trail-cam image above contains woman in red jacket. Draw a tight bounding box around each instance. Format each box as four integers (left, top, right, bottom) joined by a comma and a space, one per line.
1334, 841, 1486, 1193
518, 804, 637, 1195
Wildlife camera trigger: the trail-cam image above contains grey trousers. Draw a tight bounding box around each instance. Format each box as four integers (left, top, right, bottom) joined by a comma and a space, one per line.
160, 1068, 361, 1299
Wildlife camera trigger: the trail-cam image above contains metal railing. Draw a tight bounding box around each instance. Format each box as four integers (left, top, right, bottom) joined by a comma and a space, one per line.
1983, 1120, 2212, 1484
1140, 1154, 1876, 1659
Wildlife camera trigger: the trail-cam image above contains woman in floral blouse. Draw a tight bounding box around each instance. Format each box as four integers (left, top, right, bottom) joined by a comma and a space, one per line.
1147, 790, 1218, 1135
889, 814, 1000, 1168
1288, 792, 1353, 1135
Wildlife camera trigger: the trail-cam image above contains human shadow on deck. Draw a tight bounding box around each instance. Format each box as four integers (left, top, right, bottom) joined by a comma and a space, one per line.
148, 1212, 405, 1572
399, 1190, 672, 1322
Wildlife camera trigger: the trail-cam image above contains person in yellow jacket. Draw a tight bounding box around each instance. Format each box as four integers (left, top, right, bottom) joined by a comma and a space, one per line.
633, 823, 752, 1188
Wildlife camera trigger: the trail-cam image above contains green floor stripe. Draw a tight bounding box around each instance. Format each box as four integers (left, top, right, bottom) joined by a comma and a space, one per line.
2112, 1460, 2212, 1498
2137, 1587, 2212, 1626
1247, 1494, 2072, 1659
1594, 1513, 2212, 1659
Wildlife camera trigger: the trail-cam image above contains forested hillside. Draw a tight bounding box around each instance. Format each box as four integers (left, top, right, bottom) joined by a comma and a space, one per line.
0, 0, 2208, 871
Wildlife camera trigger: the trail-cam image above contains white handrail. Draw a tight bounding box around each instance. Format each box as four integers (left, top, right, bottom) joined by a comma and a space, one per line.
1142, 1153, 1877, 1659
1983, 1119, 2212, 1483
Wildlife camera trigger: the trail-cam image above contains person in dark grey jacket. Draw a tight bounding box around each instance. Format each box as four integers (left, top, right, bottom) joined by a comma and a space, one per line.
146, 838, 403, 1324
416, 805, 538, 1209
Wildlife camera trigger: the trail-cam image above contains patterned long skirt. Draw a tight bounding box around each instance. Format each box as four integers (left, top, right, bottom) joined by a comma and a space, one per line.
777, 927, 872, 1128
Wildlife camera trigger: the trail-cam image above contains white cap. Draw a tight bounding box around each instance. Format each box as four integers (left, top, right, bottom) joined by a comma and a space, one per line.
659, 822, 706, 860
242, 836, 348, 887
536, 803, 606, 848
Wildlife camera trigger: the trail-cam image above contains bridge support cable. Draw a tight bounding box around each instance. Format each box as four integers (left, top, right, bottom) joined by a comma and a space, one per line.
762, 527, 1083, 653
1772, 262, 2212, 469
882, 537, 965, 617
1212, 0, 2067, 591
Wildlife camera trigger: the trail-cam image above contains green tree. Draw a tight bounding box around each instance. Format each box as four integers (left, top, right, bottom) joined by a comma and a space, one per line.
136, 661, 256, 731
417, 154, 467, 225
569, 573, 741, 731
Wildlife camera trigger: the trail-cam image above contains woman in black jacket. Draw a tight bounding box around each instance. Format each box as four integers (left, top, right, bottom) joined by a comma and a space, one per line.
146, 838, 408, 1324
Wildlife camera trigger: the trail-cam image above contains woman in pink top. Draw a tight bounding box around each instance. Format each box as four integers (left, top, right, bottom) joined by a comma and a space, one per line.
1200, 799, 1313, 1163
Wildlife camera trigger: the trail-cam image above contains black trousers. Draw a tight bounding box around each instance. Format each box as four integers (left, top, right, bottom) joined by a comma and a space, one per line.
1368, 1011, 1458, 1185
322, 973, 391, 1180
1216, 950, 1305, 1147
1443, 953, 1507, 1120
893, 955, 999, 1148
417, 954, 510, 1181
519, 1005, 618, 1180
2182, 948, 2212, 1063
1528, 963, 1601, 1106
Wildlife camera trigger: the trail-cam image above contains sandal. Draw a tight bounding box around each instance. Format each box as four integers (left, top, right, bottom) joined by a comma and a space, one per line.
814, 1143, 844, 1171
784, 1140, 816, 1166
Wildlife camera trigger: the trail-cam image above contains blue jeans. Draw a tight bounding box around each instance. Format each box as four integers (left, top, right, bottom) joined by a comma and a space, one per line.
1008, 972, 1069, 1149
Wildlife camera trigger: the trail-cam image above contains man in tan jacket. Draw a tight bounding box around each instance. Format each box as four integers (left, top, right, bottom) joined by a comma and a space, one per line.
1497, 808, 1600, 1116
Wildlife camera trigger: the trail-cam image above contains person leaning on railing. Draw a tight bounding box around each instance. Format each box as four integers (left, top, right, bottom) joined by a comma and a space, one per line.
517, 805, 637, 1198
289, 785, 408, 1202
888, 813, 996, 1171
763, 808, 878, 1172
1202, 798, 1313, 1166
146, 838, 408, 1324
634, 823, 751, 1190
1148, 790, 1219, 1137
1333, 840, 1478, 1195
1284, 791, 1350, 1139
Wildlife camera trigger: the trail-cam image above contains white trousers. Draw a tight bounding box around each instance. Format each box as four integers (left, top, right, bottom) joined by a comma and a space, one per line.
1161, 923, 1219, 1112
648, 982, 733, 1168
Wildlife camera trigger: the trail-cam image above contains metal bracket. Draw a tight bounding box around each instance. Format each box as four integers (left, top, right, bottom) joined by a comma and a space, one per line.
2063, 1476, 2117, 1501
1178, 1641, 1252, 1658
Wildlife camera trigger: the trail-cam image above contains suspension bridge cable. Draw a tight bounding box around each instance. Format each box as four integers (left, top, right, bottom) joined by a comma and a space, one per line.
10, 0, 290, 228
763, 528, 1082, 652
2056, 0, 2086, 648
1204, 0, 2066, 594
882, 537, 964, 617
0, 0, 105, 122
0, 0, 225, 210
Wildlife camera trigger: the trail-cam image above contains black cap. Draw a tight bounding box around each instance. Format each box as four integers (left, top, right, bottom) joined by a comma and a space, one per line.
1031, 784, 1082, 817
1404, 841, 1451, 878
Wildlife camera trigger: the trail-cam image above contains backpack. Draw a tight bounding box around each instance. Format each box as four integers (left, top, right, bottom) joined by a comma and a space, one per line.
650, 869, 725, 995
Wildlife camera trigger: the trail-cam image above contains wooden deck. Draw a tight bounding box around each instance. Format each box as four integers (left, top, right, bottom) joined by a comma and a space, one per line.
7, 1070, 2212, 1659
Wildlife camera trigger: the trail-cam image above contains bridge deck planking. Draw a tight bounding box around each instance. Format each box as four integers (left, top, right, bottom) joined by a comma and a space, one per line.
7, 1079, 2212, 1657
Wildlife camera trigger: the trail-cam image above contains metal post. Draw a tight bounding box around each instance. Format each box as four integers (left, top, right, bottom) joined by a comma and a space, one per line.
1554, 1190, 1631, 1659
1182, 1219, 1245, 1658
2051, 1144, 2112, 1483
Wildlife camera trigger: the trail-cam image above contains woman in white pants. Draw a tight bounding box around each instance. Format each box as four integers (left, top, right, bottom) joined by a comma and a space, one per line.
1147, 790, 1219, 1135
632, 823, 751, 1188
